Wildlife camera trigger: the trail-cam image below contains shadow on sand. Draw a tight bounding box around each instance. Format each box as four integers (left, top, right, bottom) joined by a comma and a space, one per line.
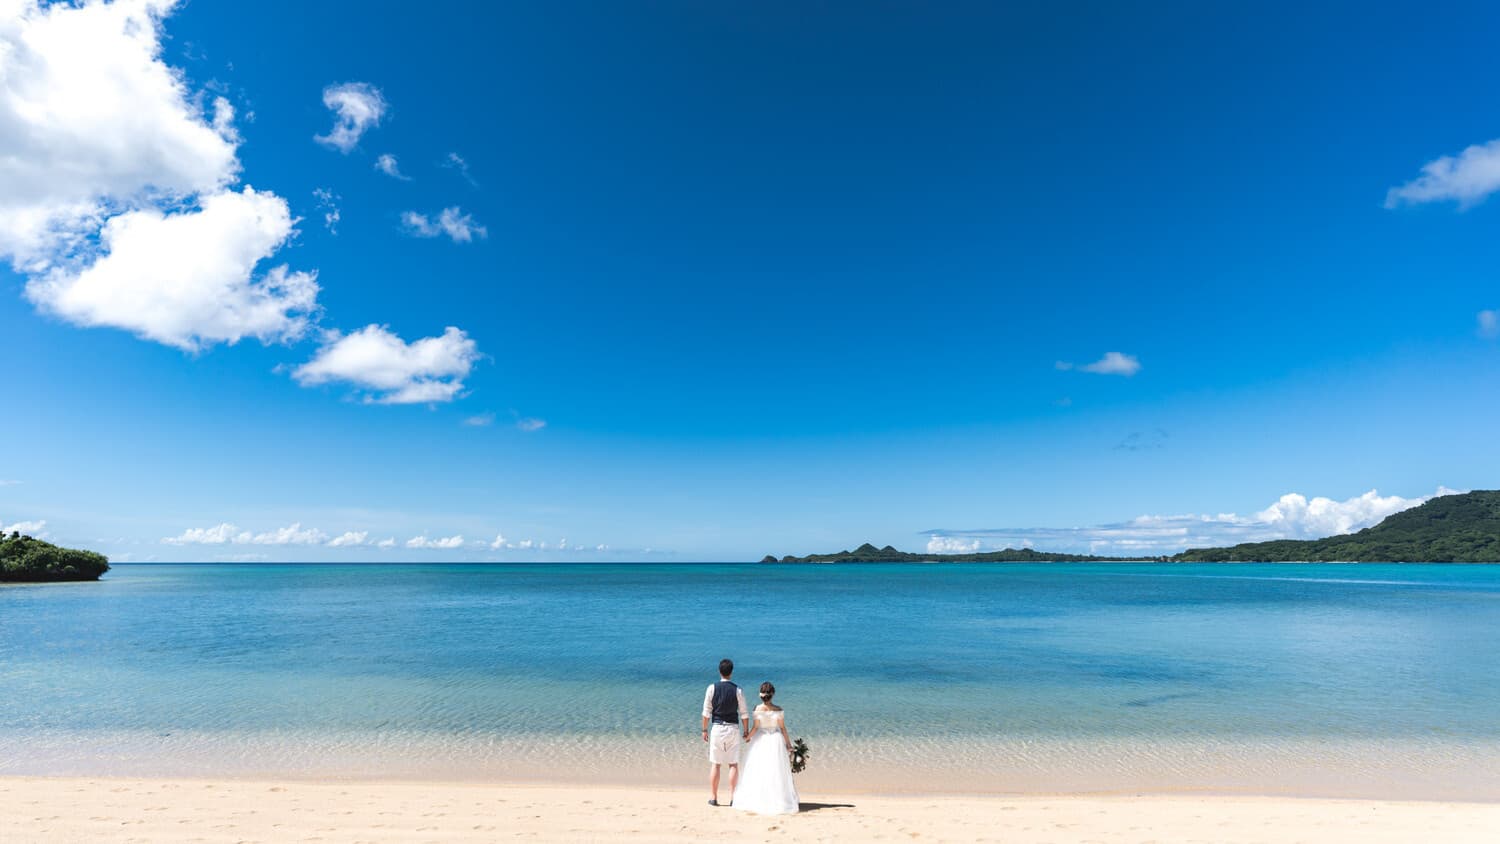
798, 802, 855, 813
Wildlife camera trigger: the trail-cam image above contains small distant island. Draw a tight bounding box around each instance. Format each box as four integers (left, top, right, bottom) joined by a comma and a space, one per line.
766, 490, 1500, 564
0, 532, 110, 582
763, 544, 1158, 564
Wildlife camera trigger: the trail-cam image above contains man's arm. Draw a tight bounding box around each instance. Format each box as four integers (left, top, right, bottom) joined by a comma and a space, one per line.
737, 687, 751, 738
701, 685, 712, 742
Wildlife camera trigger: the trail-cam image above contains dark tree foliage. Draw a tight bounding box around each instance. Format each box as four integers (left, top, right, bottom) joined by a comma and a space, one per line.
0, 532, 110, 582
1171, 490, 1500, 562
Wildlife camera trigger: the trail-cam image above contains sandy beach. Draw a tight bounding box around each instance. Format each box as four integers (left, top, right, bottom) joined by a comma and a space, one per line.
3, 776, 1497, 843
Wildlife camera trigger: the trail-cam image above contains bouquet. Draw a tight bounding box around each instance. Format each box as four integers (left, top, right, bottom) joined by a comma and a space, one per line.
789, 737, 810, 774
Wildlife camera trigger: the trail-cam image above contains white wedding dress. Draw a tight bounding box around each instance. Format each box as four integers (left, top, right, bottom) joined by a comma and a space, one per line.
733, 708, 799, 815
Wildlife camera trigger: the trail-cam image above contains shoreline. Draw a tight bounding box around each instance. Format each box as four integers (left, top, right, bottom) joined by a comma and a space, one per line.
4, 776, 1499, 843
8, 731, 1499, 802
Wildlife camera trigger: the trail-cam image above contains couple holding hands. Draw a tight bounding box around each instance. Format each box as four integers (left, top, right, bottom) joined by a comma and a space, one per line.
699, 658, 799, 815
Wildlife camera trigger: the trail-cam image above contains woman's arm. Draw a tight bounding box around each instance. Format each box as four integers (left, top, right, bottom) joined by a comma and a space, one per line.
780, 714, 791, 749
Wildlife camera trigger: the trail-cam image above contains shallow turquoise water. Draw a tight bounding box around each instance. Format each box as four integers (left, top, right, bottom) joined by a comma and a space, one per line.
4, 563, 1499, 795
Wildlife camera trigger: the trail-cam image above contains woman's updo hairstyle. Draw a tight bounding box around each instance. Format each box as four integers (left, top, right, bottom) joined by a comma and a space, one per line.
759, 681, 775, 702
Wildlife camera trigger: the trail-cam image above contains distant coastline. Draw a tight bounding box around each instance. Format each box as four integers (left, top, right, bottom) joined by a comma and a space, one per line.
763, 544, 1160, 564
768, 490, 1500, 564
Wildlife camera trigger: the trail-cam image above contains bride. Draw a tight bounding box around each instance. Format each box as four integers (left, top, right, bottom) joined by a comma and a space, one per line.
732, 682, 799, 815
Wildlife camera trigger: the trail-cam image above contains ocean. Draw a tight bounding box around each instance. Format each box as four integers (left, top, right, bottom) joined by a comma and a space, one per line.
3, 562, 1498, 798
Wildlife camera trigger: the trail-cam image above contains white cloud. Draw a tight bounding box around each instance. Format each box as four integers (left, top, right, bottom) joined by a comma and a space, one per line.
326, 531, 370, 547
0, 1, 320, 353
1251, 490, 1429, 539
314, 82, 386, 153
515, 416, 546, 432
400, 207, 487, 242
1386, 138, 1500, 208
464, 412, 496, 427
443, 152, 477, 186
293, 324, 481, 404
406, 534, 464, 549
487, 533, 580, 552
374, 153, 408, 180
376, 537, 397, 549
924, 487, 1460, 556
1, 519, 47, 538
1479, 309, 1499, 339
162, 522, 241, 545
1080, 352, 1141, 376
244, 523, 327, 546
313, 188, 340, 234
25, 187, 320, 351
926, 536, 980, 554
0, 0, 239, 267
162, 522, 328, 546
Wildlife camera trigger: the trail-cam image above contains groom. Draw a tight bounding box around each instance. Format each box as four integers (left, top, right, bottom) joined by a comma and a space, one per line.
700, 657, 750, 807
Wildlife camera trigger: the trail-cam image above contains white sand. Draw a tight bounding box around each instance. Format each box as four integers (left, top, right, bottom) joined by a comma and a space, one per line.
3, 776, 1498, 843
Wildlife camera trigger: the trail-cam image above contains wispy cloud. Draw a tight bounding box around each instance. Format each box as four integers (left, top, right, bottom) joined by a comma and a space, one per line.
1479, 309, 1499, 339
315, 82, 387, 153
1, 519, 48, 538
1386, 138, 1500, 208
463, 412, 496, 427
1115, 428, 1168, 452
442, 152, 478, 187
483, 534, 610, 554
312, 188, 340, 234
923, 487, 1460, 555
325, 531, 370, 547
162, 522, 329, 546
374, 153, 409, 180
405, 534, 465, 549
926, 536, 980, 554
293, 324, 481, 404
515, 416, 547, 432
400, 207, 487, 242
0, 480, 21, 487
1056, 352, 1141, 376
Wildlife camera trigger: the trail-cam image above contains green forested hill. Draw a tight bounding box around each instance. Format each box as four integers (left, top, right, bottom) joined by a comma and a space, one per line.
1171, 490, 1500, 562
0, 532, 110, 582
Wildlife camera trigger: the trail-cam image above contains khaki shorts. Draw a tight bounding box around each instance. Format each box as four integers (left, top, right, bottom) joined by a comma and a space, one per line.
708, 723, 742, 765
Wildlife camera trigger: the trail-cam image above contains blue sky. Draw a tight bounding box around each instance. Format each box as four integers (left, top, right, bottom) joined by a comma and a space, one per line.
3, 0, 1499, 561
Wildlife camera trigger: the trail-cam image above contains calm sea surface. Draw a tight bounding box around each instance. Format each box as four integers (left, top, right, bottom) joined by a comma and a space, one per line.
3, 563, 1499, 797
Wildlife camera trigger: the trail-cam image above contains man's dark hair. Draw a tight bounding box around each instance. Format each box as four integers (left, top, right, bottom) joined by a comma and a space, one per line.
718, 658, 734, 678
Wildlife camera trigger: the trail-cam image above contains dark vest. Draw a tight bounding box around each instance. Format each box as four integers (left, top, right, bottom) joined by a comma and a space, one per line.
710, 679, 740, 724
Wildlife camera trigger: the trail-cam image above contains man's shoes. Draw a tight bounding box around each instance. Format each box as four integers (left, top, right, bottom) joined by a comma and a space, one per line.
708, 799, 718, 807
